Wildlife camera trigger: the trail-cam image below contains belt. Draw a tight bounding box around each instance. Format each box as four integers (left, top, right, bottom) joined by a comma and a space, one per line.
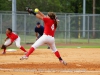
43, 33, 53, 37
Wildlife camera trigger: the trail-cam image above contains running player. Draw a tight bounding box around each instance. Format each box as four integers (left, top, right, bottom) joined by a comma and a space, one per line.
20, 8, 66, 65
35, 22, 50, 49
1, 28, 27, 54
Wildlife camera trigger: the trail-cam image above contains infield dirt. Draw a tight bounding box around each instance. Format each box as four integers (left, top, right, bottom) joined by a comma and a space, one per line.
0, 48, 100, 75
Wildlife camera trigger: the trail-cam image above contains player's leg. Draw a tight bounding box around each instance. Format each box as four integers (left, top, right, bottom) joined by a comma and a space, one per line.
38, 35, 50, 49
20, 35, 46, 60
48, 37, 67, 65
26, 35, 45, 57
49, 43, 62, 59
50, 43, 66, 65
15, 36, 27, 53
1, 39, 11, 54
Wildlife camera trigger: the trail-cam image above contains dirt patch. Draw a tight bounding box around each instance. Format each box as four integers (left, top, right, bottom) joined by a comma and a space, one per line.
0, 48, 100, 75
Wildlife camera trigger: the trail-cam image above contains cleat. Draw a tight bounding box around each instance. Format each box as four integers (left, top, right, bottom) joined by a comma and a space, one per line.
20, 56, 28, 60
60, 60, 67, 65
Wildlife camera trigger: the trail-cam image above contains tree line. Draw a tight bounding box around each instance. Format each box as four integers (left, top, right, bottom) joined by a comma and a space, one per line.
0, 0, 100, 38
0, 0, 100, 14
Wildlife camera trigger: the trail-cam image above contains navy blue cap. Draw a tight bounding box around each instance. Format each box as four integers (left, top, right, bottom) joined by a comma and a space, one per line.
37, 22, 40, 25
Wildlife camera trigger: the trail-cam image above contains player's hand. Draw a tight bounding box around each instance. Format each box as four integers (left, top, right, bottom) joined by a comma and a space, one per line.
26, 7, 33, 14
5, 38, 8, 41
5, 39, 7, 41
36, 37, 38, 40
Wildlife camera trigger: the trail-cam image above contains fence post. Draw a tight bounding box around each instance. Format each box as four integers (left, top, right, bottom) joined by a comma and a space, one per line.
24, 14, 26, 44
12, 0, 16, 32
0, 14, 2, 44
68, 15, 71, 43
87, 16, 90, 43
83, 0, 86, 38
65, 14, 67, 44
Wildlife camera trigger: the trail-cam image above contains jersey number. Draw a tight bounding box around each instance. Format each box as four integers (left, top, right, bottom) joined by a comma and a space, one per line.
51, 24, 54, 31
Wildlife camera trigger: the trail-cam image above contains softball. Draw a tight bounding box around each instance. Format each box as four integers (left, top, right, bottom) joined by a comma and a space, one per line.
34, 8, 39, 13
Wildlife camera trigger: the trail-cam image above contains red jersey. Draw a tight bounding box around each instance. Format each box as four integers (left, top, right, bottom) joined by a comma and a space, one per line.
43, 17, 56, 37
6, 32, 18, 42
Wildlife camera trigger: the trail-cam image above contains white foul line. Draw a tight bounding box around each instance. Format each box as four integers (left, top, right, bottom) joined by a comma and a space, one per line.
0, 68, 100, 73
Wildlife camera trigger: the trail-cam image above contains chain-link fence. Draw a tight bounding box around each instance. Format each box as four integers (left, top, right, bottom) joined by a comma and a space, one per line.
0, 11, 100, 44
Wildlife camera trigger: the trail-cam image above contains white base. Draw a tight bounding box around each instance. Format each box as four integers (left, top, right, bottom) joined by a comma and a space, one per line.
6, 49, 17, 52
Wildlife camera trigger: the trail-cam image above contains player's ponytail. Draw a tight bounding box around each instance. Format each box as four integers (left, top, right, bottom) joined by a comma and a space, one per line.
54, 19, 57, 29
48, 12, 58, 29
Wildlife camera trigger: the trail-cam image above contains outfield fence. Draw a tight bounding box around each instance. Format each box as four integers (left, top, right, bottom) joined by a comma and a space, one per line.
0, 11, 100, 44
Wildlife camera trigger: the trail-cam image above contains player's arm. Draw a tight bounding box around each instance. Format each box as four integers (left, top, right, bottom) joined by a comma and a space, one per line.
35, 28, 39, 40
35, 9, 45, 20
36, 14, 43, 20
1, 37, 12, 49
6, 39, 14, 47
5, 37, 9, 41
26, 7, 44, 20
38, 10, 45, 17
35, 32, 38, 39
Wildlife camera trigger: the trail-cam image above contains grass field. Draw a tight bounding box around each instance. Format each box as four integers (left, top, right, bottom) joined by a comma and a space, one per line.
1, 34, 100, 44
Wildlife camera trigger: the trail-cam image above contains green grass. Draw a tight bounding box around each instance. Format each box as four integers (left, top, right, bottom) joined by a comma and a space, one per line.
56, 46, 100, 48
70, 39, 100, 43
4, 45, 100, 50
0, 34, 100, 49
1, 34, 100, 44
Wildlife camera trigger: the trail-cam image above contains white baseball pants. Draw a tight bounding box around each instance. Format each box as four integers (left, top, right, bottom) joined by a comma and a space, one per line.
4, 36, 21, 48
32, 34, 57, 52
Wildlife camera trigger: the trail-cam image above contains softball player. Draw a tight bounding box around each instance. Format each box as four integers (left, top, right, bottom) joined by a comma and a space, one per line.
20, 8, 66, 65
1, 28, 27, 54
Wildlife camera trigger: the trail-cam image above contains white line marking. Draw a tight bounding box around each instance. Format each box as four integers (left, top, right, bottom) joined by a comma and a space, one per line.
0, 68, 100, 73
0, 62, 25, 64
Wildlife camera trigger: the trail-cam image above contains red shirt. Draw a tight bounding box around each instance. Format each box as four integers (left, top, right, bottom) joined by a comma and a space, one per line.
43, 17, 56, 37
6, 32, 18, 42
